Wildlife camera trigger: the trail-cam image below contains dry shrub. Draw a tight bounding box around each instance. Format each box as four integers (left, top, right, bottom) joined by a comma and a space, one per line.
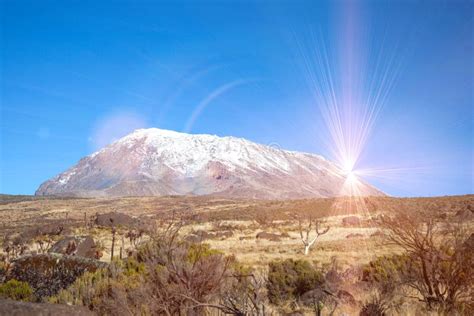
378, 212, 473, 314
8, 254, 105, 300
51, 221, 255, 315
360, 295, 388, 316
219, 266, 269, 315
254, 211, 275, 227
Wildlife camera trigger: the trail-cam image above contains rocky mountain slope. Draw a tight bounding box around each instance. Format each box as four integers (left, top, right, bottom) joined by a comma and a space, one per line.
36, 128, 384, 199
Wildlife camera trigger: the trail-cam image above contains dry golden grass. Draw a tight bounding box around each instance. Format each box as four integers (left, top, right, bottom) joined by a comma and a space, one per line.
0, 194, 472, 315
1, 194, 472, 266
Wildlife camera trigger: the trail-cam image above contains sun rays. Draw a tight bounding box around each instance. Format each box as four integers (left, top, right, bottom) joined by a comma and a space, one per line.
293, 16, 405, 203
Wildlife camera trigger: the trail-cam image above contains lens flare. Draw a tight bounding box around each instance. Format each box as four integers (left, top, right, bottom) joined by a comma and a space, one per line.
294, 19, 403, 200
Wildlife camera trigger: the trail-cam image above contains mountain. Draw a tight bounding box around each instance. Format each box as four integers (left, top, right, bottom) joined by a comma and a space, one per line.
35, 128, 384, 199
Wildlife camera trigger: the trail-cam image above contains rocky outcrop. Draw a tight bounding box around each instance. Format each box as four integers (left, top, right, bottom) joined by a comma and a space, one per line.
94, 212, 137, 228
49, 236, 98, 258
256, 232, 286, 241
342, 216, 361, 227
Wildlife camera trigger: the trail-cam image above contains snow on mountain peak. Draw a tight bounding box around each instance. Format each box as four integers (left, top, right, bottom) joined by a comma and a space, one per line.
36, 128, 384, 199
104, 128, 298, 175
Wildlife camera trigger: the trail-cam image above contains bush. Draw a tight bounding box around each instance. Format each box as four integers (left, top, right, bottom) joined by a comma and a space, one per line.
379, 215, 473, 313
267, 259, 323, 304
0, 279, 34, 301
360, 296, 387, 316
187, 243, 222, 263
362, 255, 410, 284
52, 236, 235, 315
9, 254, 106, 300
50, 257, 144, 309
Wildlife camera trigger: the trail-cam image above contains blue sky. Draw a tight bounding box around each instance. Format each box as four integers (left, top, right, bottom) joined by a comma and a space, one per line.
1, 0, 472, 196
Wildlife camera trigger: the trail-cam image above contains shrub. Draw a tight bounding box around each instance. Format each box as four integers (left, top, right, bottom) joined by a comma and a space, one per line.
187, 243, 222, 263
9, 254, 106, 300
362, 254, 410, 284
267, 259, 323, 304
360, 296, 388, 316
0, 279, 34, 302
50, 257, 144, 309
379, 214, 473, 313
52, 236, 235, 315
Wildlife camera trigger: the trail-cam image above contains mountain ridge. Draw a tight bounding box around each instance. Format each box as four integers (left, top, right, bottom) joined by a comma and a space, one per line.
35, 128, 384, 199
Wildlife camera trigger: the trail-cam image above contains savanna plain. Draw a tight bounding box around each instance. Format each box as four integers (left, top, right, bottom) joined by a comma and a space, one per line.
0, 194, 472, 315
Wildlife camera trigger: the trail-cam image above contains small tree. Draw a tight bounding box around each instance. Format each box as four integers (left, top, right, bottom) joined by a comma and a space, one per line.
379, 212, 473, 313
296, 215, 330, 255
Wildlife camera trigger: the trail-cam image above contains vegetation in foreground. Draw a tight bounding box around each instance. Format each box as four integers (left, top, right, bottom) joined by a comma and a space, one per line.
0, 195, 472, 315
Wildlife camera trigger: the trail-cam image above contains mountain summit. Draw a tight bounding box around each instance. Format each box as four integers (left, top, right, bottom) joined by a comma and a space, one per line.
36, 128, 383, 199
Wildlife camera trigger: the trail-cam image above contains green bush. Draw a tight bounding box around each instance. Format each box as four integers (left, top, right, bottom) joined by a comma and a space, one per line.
50, 239, 234, 315
0, 279, 34, 301
50, 257, 144, 308
187, 243, 222, 264
362, 254, 411, 284
267, 259, 323, 304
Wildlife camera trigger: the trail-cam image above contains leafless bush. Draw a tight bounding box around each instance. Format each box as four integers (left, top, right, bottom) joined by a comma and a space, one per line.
379, 213, 473, 313
219, 271, 269, 315
86, 213, 231, 314
254, 211, 275, 228
2, 234, 29, 265
125, 229, 143, 249
360, 294, 388, 316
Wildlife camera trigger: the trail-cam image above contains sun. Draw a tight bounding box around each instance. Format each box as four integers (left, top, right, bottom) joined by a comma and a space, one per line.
346, 170, 356, 182
341, 158, 355, 175
340, 159, 362, 196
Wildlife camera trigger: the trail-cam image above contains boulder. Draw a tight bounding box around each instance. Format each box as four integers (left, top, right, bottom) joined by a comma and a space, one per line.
346, 233, 364, 239
256, 232, 282, 241
94, 212, 136, 228
20, 222, 69, 241
342, 216, 361, 227
49, 236, 97, 258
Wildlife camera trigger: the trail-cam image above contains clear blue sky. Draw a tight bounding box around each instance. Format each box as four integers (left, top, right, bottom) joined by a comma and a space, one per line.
1, 0, 472, 196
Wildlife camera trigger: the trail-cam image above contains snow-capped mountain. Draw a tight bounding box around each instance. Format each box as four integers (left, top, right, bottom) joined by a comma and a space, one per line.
35, 128, 384, 199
